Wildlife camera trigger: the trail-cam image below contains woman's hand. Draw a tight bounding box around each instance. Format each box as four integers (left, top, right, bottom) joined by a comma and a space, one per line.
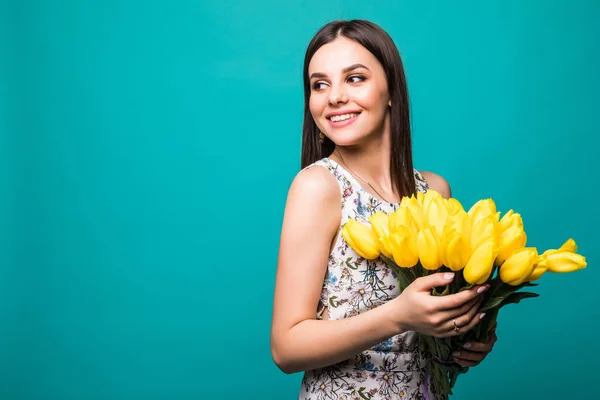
392, 272, 489, 338
452, 323, 498, 367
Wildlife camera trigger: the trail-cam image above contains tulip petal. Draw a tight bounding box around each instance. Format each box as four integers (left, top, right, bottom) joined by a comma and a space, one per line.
342, 219, 380, 260
446, 234, 470, 271
389, 233, 419, 268
499, 248, 538, 286
545, 252, 587, 273
417, 228, 442, 270
463, 241, 495, 285
467, 199, 497, 226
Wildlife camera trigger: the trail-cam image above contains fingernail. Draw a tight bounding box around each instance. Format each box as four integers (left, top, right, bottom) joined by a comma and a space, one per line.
479, 313, 486, 319
477, 285, 489, 294
444, 273, 455, 280
463, 343, 471, 349
452, 351, 460, 357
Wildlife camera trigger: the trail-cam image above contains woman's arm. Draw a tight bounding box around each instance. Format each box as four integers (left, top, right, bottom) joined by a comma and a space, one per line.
270, 166, 402, 374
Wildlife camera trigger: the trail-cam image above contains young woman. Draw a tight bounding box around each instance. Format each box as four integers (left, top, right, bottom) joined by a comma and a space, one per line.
271, 20, 497, 400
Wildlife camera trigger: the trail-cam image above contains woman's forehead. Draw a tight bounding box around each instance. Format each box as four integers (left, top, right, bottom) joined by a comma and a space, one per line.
308, 37, 379, 74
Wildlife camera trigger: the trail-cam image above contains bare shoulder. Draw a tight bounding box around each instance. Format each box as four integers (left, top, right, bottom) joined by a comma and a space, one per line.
287, 164, 340, 206
279, 164, 342, 250
419, 171, 452, 199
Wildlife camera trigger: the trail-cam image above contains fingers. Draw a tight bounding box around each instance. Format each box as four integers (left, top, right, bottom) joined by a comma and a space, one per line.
452, 342, 492, 366
442, 295, 481, 322
452, 296, 484, 329
436, 305, 485, 338
453, 324, 498, 366
414, 272, 456, 291
452, 353, 481, 367
436, 284, 489, 311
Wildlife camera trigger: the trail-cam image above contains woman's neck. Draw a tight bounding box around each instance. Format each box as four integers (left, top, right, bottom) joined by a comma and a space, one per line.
330, 134, 397, 201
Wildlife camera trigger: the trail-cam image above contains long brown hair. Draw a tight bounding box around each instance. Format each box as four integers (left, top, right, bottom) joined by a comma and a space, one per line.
300, 20, 417, 198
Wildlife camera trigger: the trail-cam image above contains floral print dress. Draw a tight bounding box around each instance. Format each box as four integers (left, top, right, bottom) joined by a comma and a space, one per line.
297, 158, 446, 400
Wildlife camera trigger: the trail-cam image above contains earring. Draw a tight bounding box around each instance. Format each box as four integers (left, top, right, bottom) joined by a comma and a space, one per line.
319, 131, 325, 143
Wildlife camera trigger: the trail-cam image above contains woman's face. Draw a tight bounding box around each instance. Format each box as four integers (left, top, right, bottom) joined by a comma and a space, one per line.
308, 36, 391, 147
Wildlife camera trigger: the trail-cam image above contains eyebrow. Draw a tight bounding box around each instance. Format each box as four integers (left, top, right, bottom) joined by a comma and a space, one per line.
309, 63, 370, 80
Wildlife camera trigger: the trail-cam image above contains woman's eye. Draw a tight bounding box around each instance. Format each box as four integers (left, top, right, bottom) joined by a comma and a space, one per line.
312, 82, 327, 90
348, 75, 365, 83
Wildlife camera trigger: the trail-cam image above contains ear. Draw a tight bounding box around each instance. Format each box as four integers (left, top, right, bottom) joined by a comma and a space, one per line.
388, 99, 391, 107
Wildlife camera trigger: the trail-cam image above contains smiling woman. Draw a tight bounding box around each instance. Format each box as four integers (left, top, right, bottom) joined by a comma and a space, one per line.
270, 20, 495, 400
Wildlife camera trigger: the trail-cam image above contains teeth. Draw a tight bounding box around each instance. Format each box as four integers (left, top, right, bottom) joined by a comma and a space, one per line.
330, 113, 358, 122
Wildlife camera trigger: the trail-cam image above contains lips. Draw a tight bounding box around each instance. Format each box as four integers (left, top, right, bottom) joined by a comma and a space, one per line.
326, 111, 361, 128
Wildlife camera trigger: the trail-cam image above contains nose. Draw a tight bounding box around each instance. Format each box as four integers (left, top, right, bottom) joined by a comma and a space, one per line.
328, 83, 348, 105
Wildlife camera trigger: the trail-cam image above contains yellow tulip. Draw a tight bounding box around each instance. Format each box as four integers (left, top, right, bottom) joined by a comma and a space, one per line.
369, 212, 390, 239
389, 207, 417, 236
449, 210, 471, 238
424, 195, 450, 241
388, 230, 419, 268
417, 227, 442, 270
495, 225, 527, 265
402, 195, 426, 231
526, 261, 549, 282
497, 210, 523, 235
440, 211, 471, 271
499, 248, 538, 286
367, 212, 392, 258
470, 215, 496, 251
463, 240, 495, 284
467, 198, 497, 226
379, 236, 393, 259
541, 238, 578, 258
447, 198, 465, 216
342, 219, 380, 260
445, 234, 471, 271
422, 189, 443, 213
558, 238, 577, 253
545, 252, 587, 273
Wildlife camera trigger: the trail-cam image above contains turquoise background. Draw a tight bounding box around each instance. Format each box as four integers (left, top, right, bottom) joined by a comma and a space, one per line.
2, 0, 598, 399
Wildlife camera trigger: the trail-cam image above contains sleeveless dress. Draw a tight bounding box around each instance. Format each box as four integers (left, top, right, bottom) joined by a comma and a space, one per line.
298, 157, 446, 400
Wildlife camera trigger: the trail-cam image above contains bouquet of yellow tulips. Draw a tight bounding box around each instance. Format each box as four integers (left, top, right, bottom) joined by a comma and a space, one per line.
341, 190, 586, 397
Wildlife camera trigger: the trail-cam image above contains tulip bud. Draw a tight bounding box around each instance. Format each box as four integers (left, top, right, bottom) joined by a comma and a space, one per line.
497, 210, 523, 235
545, 252, 587, 273
470, 216, 496, 251
445, 234, 471, 271
495, 225, 527, 265
389, 207, 416, 236
389, 231, 419, 268
558, 238, 578, 253
342, 219, 380, 260
422, 189, 443, 213
467, 199, 497, 226
417, 227, 442, 270
526, 261, 548, 282
463, 240, 495, 285
401, 196, 426, 231
447, 198, 465, 216
499, 248, 538, 286
425, 196, 450, 241
541, 238, 578, 258
368, 212, 390, 239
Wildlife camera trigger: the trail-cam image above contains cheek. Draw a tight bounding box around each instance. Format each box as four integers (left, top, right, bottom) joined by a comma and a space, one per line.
352, 85, 388, 112
309, 95, 325, 118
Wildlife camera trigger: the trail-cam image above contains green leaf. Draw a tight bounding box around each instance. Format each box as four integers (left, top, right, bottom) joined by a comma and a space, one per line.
499, 291, 539, 309
480, 296, 505, 312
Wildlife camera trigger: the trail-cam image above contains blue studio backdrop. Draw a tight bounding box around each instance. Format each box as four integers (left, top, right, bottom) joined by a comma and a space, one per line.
1, 1, 599, 399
